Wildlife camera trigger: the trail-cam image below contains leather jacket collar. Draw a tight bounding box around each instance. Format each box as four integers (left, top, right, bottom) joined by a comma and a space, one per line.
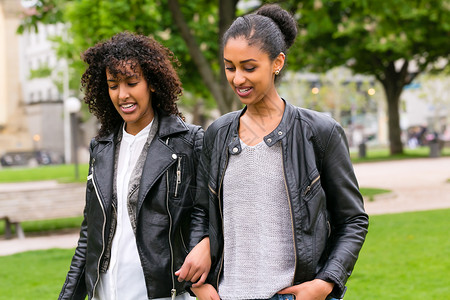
227, 99, 295, 155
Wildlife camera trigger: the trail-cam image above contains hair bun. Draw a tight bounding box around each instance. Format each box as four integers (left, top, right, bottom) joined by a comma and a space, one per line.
256, 4, 298, 49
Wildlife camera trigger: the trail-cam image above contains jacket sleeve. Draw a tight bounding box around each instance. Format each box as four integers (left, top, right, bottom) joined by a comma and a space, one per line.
59, 141, 98, 300
315, 123, 369, 298
188, 125, 212, 250
58, 207, 88, 300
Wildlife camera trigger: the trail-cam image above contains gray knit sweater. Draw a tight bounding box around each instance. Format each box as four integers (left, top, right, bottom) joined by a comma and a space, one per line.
219, 140, 295, 299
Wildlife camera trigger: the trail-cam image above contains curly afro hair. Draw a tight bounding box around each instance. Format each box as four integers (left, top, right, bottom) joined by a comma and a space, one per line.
81, 31, 183, 137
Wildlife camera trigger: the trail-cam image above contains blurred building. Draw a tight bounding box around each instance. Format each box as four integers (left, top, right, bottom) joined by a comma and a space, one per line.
19, 21, 66, 157
0, 0, 32, 154
0, 0, 75, 166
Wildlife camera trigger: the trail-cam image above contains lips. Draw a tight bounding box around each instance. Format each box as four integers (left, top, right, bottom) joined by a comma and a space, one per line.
120, 103, 136, 113
235, 86, 253, 97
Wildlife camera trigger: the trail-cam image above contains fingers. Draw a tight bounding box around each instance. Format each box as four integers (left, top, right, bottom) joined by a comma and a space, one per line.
191, 272, 208, 288
211, 289, 221, 300
176, 263, 202, 283
278, 286, 296, 294
175, 265, 188, 282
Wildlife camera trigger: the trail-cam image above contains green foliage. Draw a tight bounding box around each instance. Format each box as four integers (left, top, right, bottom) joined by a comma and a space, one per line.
288, 0, 450, 75
345, 209, 450, 298
18, 0, 221, 112
28, 64, 52, 79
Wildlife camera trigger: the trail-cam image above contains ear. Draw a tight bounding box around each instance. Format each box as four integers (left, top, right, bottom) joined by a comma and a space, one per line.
273, 52, 286, 74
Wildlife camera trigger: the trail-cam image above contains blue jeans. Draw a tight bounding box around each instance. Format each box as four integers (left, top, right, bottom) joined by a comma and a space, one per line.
268, 295, 295, 300
264, 296, 338, 300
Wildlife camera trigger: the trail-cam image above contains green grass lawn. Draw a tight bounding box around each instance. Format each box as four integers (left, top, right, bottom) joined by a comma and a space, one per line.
1, 209, 449, 299
359, 187, 392, 201
0, 217, 83, 236
0, 248, 75, 300
344, 208, 450, 299
0, 164, 89, 183
0, 146, 448, 183
350, 145, 450, 163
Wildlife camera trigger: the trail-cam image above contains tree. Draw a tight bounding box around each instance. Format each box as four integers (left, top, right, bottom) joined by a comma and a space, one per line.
18, 0, 247, 120
284, 0, 450, 154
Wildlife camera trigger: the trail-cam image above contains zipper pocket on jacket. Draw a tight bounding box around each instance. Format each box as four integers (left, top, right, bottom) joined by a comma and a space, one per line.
174, 156, 182, 197
304, 175, 321, 196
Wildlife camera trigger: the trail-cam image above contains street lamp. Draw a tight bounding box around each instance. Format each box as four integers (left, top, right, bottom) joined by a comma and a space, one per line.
64, 97, 81, 179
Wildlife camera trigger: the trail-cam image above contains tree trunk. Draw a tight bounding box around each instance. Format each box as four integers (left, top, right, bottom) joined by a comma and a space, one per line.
168, 0, 240, 114
384, 85, 403, 154
219, 0, 240, 112
379, 61, 410, 155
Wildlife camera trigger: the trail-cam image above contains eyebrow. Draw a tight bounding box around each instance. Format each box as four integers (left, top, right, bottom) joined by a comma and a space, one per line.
224, 58, 257, 64
107, 74, 140, 82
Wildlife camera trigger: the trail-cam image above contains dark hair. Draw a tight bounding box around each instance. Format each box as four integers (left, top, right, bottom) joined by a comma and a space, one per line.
222, 4, 298, 78
81, 31, 183, 137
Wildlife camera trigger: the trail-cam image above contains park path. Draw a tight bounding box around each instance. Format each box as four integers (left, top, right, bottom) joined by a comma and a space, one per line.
354, 156, 450, 215
1, 157, 449, 256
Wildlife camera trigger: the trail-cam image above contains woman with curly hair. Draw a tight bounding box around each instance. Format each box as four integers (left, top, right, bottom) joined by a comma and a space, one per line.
59, 32, 208, 300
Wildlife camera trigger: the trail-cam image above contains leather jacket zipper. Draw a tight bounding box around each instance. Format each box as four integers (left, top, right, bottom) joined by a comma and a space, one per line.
304, 175, 320, 196
174, 156, 182, 197
281, 144, 298, 285
89, 158, 107, 297
216, 150, 229, 289
165, 138, 177, 299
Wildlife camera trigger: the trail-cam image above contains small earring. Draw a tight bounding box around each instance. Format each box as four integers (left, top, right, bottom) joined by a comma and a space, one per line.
275, 70, 280, 75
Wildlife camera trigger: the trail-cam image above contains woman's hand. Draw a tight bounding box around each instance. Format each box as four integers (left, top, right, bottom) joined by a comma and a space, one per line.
278, 279, 334, 300
191, 283, 220, 300
175, 237, 211, 287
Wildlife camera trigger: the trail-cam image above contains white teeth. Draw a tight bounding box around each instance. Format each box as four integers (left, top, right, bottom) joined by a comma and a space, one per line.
122, 103, 134, 109
238, 88, 250, 93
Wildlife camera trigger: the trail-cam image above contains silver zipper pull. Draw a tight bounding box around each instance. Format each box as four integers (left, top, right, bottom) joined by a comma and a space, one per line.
174, 157, 182, 197
304, 185, 311, 196
171, 288, 177, 300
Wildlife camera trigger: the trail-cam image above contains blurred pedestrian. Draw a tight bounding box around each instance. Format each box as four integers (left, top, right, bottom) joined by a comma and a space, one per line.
59, 32, 207, 300
180, 4, 368, 300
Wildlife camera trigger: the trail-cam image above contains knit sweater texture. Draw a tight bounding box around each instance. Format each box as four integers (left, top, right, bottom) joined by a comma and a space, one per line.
220, 140, 295, 299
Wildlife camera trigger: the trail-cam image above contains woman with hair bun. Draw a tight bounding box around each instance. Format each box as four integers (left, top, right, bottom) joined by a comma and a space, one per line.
181, 4, 368, 300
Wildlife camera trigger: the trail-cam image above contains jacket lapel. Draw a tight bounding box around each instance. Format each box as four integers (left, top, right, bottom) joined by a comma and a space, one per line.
136, 113, 189, 213
137, 137, 177, 213
92, 135, 116, 211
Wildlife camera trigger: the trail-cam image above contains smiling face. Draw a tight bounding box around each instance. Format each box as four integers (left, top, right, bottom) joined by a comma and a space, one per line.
106, 62, 154, 135
223, 37, 284, 106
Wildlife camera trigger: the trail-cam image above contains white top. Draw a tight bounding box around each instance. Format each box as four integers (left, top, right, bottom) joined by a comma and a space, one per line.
93, 121, 195, 300
219, 140, 295, 299
94, 121, 151, 300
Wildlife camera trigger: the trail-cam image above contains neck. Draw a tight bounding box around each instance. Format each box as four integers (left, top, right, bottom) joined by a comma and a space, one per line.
245, 93, 285, 119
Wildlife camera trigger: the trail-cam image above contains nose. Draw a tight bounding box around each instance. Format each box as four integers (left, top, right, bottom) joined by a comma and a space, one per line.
233, 69, 246, 86
118, 83, 129, 100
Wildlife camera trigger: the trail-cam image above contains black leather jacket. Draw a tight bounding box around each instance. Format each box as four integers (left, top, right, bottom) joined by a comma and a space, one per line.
189, 101, 368, 299
59, 113, 203, 300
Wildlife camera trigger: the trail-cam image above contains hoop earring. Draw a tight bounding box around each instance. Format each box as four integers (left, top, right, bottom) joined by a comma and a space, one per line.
275, 70, 280, 75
